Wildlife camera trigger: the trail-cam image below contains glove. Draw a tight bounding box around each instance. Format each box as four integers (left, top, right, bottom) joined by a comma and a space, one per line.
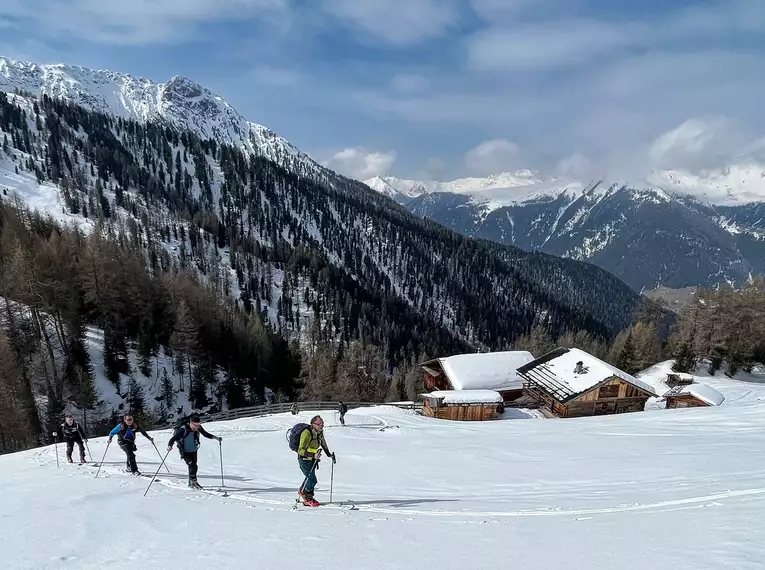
107, 437, 112, 444
166, 446, 172, 452
330, 452, 336, 464
149, 437, 154, 442
217, 437, 222, 442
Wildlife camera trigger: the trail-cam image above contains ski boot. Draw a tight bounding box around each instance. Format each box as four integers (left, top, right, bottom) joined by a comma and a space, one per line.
67, 456, 73, 463
188, 478, 203, 490
301, 492, 319, 507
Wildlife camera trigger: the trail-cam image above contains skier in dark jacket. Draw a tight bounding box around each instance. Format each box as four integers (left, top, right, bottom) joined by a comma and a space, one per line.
60, 413, 87, 464
296, 415, 335, 506
108, 413, 153, 475
338, 402, 348, 426
167, 413, 221, 489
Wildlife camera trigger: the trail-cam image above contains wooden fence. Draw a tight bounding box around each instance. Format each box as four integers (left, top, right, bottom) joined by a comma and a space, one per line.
157, 400, 422, 429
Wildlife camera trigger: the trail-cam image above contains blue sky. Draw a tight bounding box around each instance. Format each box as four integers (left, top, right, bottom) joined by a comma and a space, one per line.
1, 0, 764, 181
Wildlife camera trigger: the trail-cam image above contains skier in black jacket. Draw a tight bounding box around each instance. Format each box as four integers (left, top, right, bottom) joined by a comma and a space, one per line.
167, 413, 221, 489
60, 413, 87, 463
108, 413, 153, 475
338, 402, 348, 426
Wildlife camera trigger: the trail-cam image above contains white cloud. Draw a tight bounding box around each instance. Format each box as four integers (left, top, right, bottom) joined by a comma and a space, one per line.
647, 117, 755, 172
324, 148, 397, 180
417, 157, 448, 180
390, 73, 429, 93
250, 65, 305, 87
464, 139, 521, 175
469, 0, 540, 20
0, 0, 289, 45
320, 0, 458, 45
466, 0, 764, 72
554, 153, 593, 178
466, 19, 643, 71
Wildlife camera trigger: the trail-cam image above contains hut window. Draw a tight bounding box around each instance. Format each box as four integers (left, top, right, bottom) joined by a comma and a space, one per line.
598, 384, 620, 399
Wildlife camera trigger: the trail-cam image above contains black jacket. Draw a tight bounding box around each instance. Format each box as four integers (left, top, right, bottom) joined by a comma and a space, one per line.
60, 421, 86, 441
168, 424, 217, 451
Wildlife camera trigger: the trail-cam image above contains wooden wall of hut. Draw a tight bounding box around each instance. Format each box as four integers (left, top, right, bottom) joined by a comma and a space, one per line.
423, 401, 498, 421
666, 396, 709, 409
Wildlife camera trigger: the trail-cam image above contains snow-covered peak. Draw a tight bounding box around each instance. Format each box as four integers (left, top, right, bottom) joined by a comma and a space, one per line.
0, 55, 320, 175
647, 163, 765, 205
366, 171, 589, 211
364, 175, 407, 200
366, 170, 546, 200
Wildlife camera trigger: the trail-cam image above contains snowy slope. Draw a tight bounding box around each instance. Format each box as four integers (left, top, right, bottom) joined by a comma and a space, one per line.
5, 381, 765, 569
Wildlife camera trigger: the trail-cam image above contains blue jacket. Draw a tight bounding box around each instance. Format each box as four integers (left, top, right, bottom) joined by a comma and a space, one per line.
109, 421, 150, 444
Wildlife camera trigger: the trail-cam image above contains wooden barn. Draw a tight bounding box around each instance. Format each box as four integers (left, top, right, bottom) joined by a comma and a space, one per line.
518, 347, 657, 418
664, 383, 725, 408
421, 390, 503, 421
666, 372, 695, 388
419, 351, 535, 404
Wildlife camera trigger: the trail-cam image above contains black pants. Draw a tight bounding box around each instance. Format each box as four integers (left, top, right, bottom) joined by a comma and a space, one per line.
119, 441, 138, 473
65, 435, 85, 460
181, 451, 198, 480
339, 414, 345, 426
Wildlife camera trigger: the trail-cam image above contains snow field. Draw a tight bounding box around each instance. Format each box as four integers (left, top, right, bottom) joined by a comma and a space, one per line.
4, 375, 765, 570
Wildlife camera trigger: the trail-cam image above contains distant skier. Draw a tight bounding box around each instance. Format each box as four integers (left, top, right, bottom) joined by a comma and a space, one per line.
167, 413, 222, 489
60, 412, 87, 464
108, 413, 153, 475
296, 415, 335, 507
290, 402, 298, 415
338, 402, 348, 426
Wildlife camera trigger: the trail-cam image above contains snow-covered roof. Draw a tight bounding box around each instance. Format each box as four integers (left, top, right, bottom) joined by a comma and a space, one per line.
518, 347, 657, 401
423, 351, 535, 391
424, 390, 504, 404
668, 372, 694, 381
664, 383, 725, 406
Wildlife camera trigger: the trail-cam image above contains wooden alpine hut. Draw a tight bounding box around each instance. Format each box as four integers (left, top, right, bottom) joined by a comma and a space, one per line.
518, 347, 657, 418
665, 372, 695, 388
664, 383, 725, 408
419, 351, 535, 404
421, 390, 504, 421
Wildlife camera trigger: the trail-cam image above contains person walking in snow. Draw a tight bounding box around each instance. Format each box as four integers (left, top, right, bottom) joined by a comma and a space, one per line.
337, 402, 348, 426
60, 412, 87, 464
296, 415, 335, 506
167, 413, 221, 489
108, 413, 153, 475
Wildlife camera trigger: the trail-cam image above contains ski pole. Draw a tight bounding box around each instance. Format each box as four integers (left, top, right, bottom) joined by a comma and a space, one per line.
218, 440, 225, 489
85, 440, 94, 463
151, 440, 171, 474
299, 458, 319, 494
330, 459, 335, 504
94, 440, 111, 478
144, 449, 171, 497
53, 432, 59, 468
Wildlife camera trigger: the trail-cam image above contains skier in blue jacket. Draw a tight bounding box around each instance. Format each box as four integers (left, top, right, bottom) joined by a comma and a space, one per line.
108, 413, 153, 475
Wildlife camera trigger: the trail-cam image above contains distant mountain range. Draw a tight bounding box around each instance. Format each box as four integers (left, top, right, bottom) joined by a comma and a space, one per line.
365, 172, 765, 291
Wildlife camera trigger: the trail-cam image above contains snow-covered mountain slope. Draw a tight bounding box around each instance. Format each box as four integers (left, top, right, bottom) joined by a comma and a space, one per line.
0, 56, 321, 177
0, 87, 651, 364
648, 164, 765, 205
5, 365, 765, 569
365, 170, 549, 203
404, 179, 765, 290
